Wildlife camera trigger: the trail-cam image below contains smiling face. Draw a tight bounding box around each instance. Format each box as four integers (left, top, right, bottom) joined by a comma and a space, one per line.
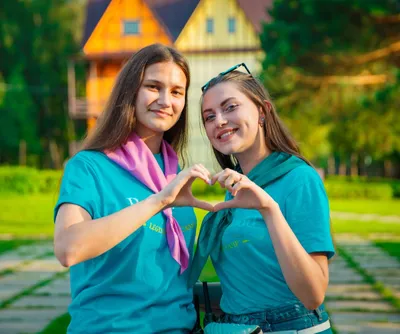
202, 81, 265, 156
134, 61, 187, 138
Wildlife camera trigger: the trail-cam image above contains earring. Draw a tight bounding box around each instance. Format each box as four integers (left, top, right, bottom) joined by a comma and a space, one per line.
259, 117, 265, 127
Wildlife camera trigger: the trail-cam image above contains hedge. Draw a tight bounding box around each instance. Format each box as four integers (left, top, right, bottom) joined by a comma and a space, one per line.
0, 166, 62, 195
0, 166, 398, 200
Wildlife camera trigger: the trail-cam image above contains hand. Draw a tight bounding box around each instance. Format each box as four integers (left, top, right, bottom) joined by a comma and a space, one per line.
211, 169, 276, 212
158, 164, 214, 211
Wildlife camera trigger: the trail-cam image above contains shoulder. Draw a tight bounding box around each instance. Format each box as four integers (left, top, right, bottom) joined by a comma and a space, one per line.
285, 164, 323, 186
64, 150, 107, 170
279, 164, 325, 198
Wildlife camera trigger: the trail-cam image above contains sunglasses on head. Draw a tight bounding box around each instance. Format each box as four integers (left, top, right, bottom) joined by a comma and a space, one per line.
201, 63, 252, 92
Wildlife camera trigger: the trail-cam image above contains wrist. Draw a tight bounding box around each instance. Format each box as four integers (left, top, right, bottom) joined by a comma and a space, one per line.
259, 200, 280, 217
149, 193, 171, 211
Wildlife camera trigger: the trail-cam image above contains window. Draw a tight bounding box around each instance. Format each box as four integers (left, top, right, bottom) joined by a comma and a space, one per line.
206, 18, 214, 34
123, 20, 140, 35
228, 17, 236, 33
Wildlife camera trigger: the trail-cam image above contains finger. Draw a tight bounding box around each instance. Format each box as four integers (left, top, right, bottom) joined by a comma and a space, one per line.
210, 168, 234, 185
177, 170, 209, 187
195, 164, 212, 183
216, 169, 237, 188
191, 164, 211, 184
224, 173, 243, 191
231, 180, 250, 196
214, 200, 237, 211
192, 198, 215, 212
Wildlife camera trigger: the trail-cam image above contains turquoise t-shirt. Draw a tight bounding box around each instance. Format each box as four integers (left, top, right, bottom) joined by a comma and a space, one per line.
54, 150, 197, 333
211, 164, 335, 314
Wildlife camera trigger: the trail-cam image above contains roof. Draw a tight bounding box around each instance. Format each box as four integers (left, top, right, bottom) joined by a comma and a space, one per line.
82, 0, 111, 47
236, 0, 273, 33
150, 0, 199, 41
82, 0, 272, 47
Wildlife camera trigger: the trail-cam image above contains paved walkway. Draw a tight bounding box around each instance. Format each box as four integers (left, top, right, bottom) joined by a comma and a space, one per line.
0, 236, 399, 333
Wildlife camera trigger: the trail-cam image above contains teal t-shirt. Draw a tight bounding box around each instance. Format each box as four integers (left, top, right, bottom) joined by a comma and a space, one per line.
54, 150, 197, 333
211, 164, 335, 314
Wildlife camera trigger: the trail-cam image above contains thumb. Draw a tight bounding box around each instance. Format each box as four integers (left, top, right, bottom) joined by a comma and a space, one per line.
214, 200, 236, 211
192, 198, 215, 212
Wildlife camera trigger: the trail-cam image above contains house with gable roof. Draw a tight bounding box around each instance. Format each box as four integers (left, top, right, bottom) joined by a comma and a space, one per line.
69, 0, 272, 168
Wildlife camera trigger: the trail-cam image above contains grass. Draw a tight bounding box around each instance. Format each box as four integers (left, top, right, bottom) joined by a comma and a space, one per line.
0, 239, 37, 255
0, 193, 57, 237
40, 313, 70, 334
329, 199, 400, 216
332, 219, 400, 236
374, 241, 400, 262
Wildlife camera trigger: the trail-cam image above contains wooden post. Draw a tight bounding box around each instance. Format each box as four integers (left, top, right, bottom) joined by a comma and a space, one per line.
68, 60, 76, 117
19, 140, 26, 166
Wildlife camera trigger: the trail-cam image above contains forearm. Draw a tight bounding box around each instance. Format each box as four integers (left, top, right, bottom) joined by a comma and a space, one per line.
56, 194, 166, 266
260, 203, 328, 309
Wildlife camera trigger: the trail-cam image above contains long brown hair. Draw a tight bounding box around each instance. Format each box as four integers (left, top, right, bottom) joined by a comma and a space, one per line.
81, 43, 191, 165
201, 71, 311, 169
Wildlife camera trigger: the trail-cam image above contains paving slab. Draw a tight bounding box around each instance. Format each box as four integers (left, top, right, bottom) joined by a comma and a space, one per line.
326, 300, 395, 312
34, 279, 70, 296
11, 295, 70, 309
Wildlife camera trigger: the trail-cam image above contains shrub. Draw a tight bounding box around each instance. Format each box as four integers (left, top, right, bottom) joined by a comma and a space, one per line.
0, 166, 62, 195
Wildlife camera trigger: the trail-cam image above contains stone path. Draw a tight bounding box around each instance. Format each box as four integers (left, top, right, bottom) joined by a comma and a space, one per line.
0, 242, 70, 334
0, 235, 399, 333
326, 234, 400, 333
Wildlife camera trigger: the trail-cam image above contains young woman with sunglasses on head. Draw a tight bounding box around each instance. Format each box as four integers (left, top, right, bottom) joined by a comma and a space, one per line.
54, 44, 214, 333
189, 64, 335, 333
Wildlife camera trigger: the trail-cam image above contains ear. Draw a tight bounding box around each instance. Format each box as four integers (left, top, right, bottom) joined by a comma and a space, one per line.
263, 100, 272, 113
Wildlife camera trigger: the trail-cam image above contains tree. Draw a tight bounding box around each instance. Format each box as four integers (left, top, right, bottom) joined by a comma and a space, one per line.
260, 0, 400, 176
0, 0, 86, 168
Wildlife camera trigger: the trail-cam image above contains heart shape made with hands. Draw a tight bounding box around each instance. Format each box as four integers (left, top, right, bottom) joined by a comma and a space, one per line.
189, 169, 272, 213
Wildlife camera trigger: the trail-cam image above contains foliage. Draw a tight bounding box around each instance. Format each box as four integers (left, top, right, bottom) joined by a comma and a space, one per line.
0, 0, 86, 167
260, 0, 400, 168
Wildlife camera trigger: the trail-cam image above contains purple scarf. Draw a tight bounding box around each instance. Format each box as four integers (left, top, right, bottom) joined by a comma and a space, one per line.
106, 132, 189, 274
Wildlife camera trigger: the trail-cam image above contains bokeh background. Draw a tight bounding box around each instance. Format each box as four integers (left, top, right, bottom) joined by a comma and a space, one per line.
0, 0, 399, 333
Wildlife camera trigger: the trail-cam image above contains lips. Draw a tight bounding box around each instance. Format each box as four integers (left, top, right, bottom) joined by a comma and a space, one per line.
151, 110, 172, 117
216, 128, 238, 140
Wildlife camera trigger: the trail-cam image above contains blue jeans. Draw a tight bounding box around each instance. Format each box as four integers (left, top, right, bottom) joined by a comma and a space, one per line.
217, 302, 332, 333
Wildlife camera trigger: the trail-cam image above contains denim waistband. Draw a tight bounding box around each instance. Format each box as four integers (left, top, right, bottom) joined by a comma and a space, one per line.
220, 302, 326, 325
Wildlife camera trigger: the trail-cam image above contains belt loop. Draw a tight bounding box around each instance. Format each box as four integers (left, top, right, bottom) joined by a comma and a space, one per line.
313, 308, 322, 321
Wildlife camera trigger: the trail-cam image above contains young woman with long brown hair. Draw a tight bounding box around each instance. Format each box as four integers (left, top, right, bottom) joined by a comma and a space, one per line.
54, 44, 213, 333
190, 65, 335, 333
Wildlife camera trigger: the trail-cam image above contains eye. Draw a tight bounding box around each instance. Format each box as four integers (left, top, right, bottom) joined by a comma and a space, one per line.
146, 84, 159, 91
172, 90, 184, 96
204, 114, 215, 122
225, 104, 238, 112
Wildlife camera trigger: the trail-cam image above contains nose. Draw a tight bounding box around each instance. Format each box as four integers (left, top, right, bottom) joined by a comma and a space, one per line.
215, 112, 228, 128
157, 90, 171, 108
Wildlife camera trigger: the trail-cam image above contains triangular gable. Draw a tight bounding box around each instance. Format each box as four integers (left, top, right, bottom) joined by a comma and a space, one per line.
83, 0, 172, 56
175, 0, 261, 51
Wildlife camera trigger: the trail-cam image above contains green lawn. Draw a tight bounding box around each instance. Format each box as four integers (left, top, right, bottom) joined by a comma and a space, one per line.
332, 219, 400, 236
0, 194, 57, 237
329, 199, 400, 216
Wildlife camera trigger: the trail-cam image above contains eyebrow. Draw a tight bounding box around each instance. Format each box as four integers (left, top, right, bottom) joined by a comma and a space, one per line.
143, 79, 185, 90
203, 97, 236, 114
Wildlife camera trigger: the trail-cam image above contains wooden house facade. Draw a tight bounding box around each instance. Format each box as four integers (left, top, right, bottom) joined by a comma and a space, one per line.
70, 0, 272, 169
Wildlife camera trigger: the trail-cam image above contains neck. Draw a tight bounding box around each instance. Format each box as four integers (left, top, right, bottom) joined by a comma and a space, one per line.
235, 134, 271, 175
135, 130, 163, 154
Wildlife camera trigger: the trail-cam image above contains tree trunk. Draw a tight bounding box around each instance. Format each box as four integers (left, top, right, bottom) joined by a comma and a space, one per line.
351, 153, 358, 176
19, 140, 26, 166
49, 139, 62, 169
